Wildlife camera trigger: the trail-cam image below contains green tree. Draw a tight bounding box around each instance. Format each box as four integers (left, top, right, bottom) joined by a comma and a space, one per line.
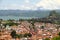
4, 22, 18, 26
24, 33, 32, 37
15, 34, 23, 38
10, 30, 16, 38
41, 26, 44, 29
52, 36, 60, 40
44, 38, 50, 40
58, 32, 60, 36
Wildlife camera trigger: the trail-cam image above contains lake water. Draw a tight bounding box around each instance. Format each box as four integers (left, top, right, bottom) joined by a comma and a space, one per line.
0, 12, 50, 20
0, 16, 48, 20
0, 10, 50, 20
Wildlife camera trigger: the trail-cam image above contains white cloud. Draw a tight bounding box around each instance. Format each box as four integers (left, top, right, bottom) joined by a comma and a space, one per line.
0, 0, 33, 10
25, 0, 30, 3
36, 0, 60, 10
0, 4, 33, 10
0, 0, 38, 10
1, 0, 60, 10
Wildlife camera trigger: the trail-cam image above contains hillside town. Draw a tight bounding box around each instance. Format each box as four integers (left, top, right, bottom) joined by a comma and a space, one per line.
0, 11, 60, 40
0, 0, 60, 40
0, 18, 60, 40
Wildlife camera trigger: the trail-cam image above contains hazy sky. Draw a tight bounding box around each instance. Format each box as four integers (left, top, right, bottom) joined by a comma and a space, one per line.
0, 0, 60, 10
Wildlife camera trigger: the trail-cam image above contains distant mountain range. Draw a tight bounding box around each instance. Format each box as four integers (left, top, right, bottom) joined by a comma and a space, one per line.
0, 10, 60, 18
